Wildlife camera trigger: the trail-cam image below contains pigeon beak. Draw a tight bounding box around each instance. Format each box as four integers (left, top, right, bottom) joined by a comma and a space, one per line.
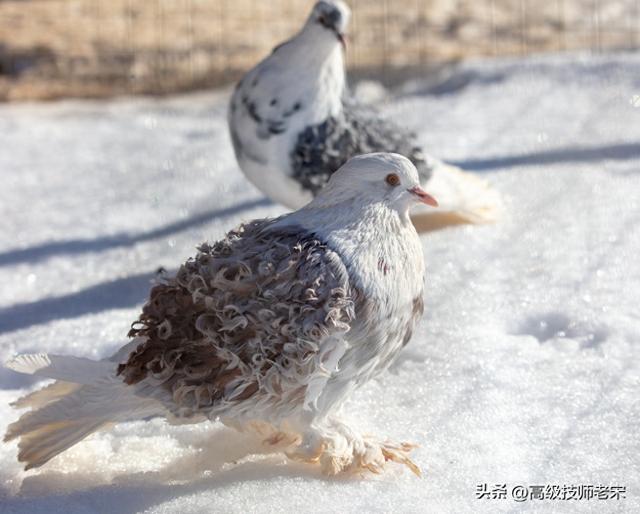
337, 32, 347, 49
408, 186, 438, 207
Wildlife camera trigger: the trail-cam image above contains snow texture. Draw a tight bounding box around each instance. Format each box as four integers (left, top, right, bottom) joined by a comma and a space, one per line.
1, 52, 639, 513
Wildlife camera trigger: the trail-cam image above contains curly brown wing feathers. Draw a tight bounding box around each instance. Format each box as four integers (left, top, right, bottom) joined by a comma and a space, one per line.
118, 220, 355, 418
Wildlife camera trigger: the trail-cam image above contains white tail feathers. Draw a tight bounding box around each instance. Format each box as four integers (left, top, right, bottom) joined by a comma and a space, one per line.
6, 353, 116, 385
412, 160, 503, 233
11, 381, 81, 410
8, 413, 112, 470
5, 352, 162, 470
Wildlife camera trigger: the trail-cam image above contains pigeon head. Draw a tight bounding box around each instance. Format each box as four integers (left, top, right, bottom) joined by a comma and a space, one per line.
316, 153, 438, 213
305, 1, 351, 48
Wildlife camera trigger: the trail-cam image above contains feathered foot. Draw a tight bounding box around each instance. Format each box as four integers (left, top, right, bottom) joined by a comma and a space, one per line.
370, 439, 421, 477
286, 419, 421, 477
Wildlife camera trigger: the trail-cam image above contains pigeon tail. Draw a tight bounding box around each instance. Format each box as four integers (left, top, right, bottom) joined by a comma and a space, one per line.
411, 161, 503, 233
4, 353, 162, 470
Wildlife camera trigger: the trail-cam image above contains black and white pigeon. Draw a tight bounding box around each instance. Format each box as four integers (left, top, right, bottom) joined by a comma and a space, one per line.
228, 0, 501, 231
6, 153, 435, 476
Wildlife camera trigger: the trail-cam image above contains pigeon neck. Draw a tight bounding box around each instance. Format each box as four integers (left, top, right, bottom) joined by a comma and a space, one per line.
286, 199, 414, 245
292, 200, 422, 299
272, 200, 422, 301
286, 29, 345, 76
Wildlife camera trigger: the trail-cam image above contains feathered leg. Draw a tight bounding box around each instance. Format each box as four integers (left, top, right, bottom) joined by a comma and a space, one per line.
286, 417, 421, 476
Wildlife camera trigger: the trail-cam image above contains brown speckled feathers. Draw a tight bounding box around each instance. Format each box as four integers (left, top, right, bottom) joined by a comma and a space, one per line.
118, 220, 355, 419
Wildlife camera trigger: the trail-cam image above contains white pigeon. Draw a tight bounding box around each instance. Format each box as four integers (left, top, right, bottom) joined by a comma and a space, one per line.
228, 0, 501, 232
6, 153, 436, 476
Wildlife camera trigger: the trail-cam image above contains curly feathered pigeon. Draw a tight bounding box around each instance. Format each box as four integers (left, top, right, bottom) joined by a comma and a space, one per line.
228, 0, 501, 232
5, 153, 435, 476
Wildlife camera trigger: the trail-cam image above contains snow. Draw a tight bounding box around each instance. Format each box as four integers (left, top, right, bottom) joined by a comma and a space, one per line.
1, 52, 639, 513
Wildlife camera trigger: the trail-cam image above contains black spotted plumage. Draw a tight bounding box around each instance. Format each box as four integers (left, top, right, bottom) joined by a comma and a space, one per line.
291, 98, 433, 195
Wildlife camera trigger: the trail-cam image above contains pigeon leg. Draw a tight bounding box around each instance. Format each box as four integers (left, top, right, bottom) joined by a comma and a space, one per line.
286, 418, 421, 476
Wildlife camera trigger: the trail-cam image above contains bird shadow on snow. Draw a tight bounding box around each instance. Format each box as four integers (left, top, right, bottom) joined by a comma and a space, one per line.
450, 142, 640, 172
0, 270, 161, 338
0, 197, 275, 338
0, 197, 272, 268
0, 266, 161, 389
1, 424, 350, 513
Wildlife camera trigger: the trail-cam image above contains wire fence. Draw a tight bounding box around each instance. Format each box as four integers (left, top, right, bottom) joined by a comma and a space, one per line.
1, 0, 639, 100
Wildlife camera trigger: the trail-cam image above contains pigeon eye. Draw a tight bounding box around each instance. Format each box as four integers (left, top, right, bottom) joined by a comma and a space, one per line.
385, 173, 400, 187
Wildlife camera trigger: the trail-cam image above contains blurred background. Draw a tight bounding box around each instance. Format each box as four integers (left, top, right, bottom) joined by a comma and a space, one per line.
1, 0, 639, 101
1, 2, 640, 510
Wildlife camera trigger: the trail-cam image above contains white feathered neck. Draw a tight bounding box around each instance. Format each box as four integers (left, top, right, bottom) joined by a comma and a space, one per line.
265, 24, 345, 116
274, 197, 424, 302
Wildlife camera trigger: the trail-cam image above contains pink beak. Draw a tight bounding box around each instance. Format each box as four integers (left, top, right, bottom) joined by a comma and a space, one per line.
408, 186, 438, 207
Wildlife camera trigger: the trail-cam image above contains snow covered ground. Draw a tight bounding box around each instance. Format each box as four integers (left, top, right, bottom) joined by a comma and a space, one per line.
0, 52, 639, 513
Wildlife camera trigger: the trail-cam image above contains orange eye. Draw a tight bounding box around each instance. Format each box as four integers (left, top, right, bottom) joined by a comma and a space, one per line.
385, 173, 400, 186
